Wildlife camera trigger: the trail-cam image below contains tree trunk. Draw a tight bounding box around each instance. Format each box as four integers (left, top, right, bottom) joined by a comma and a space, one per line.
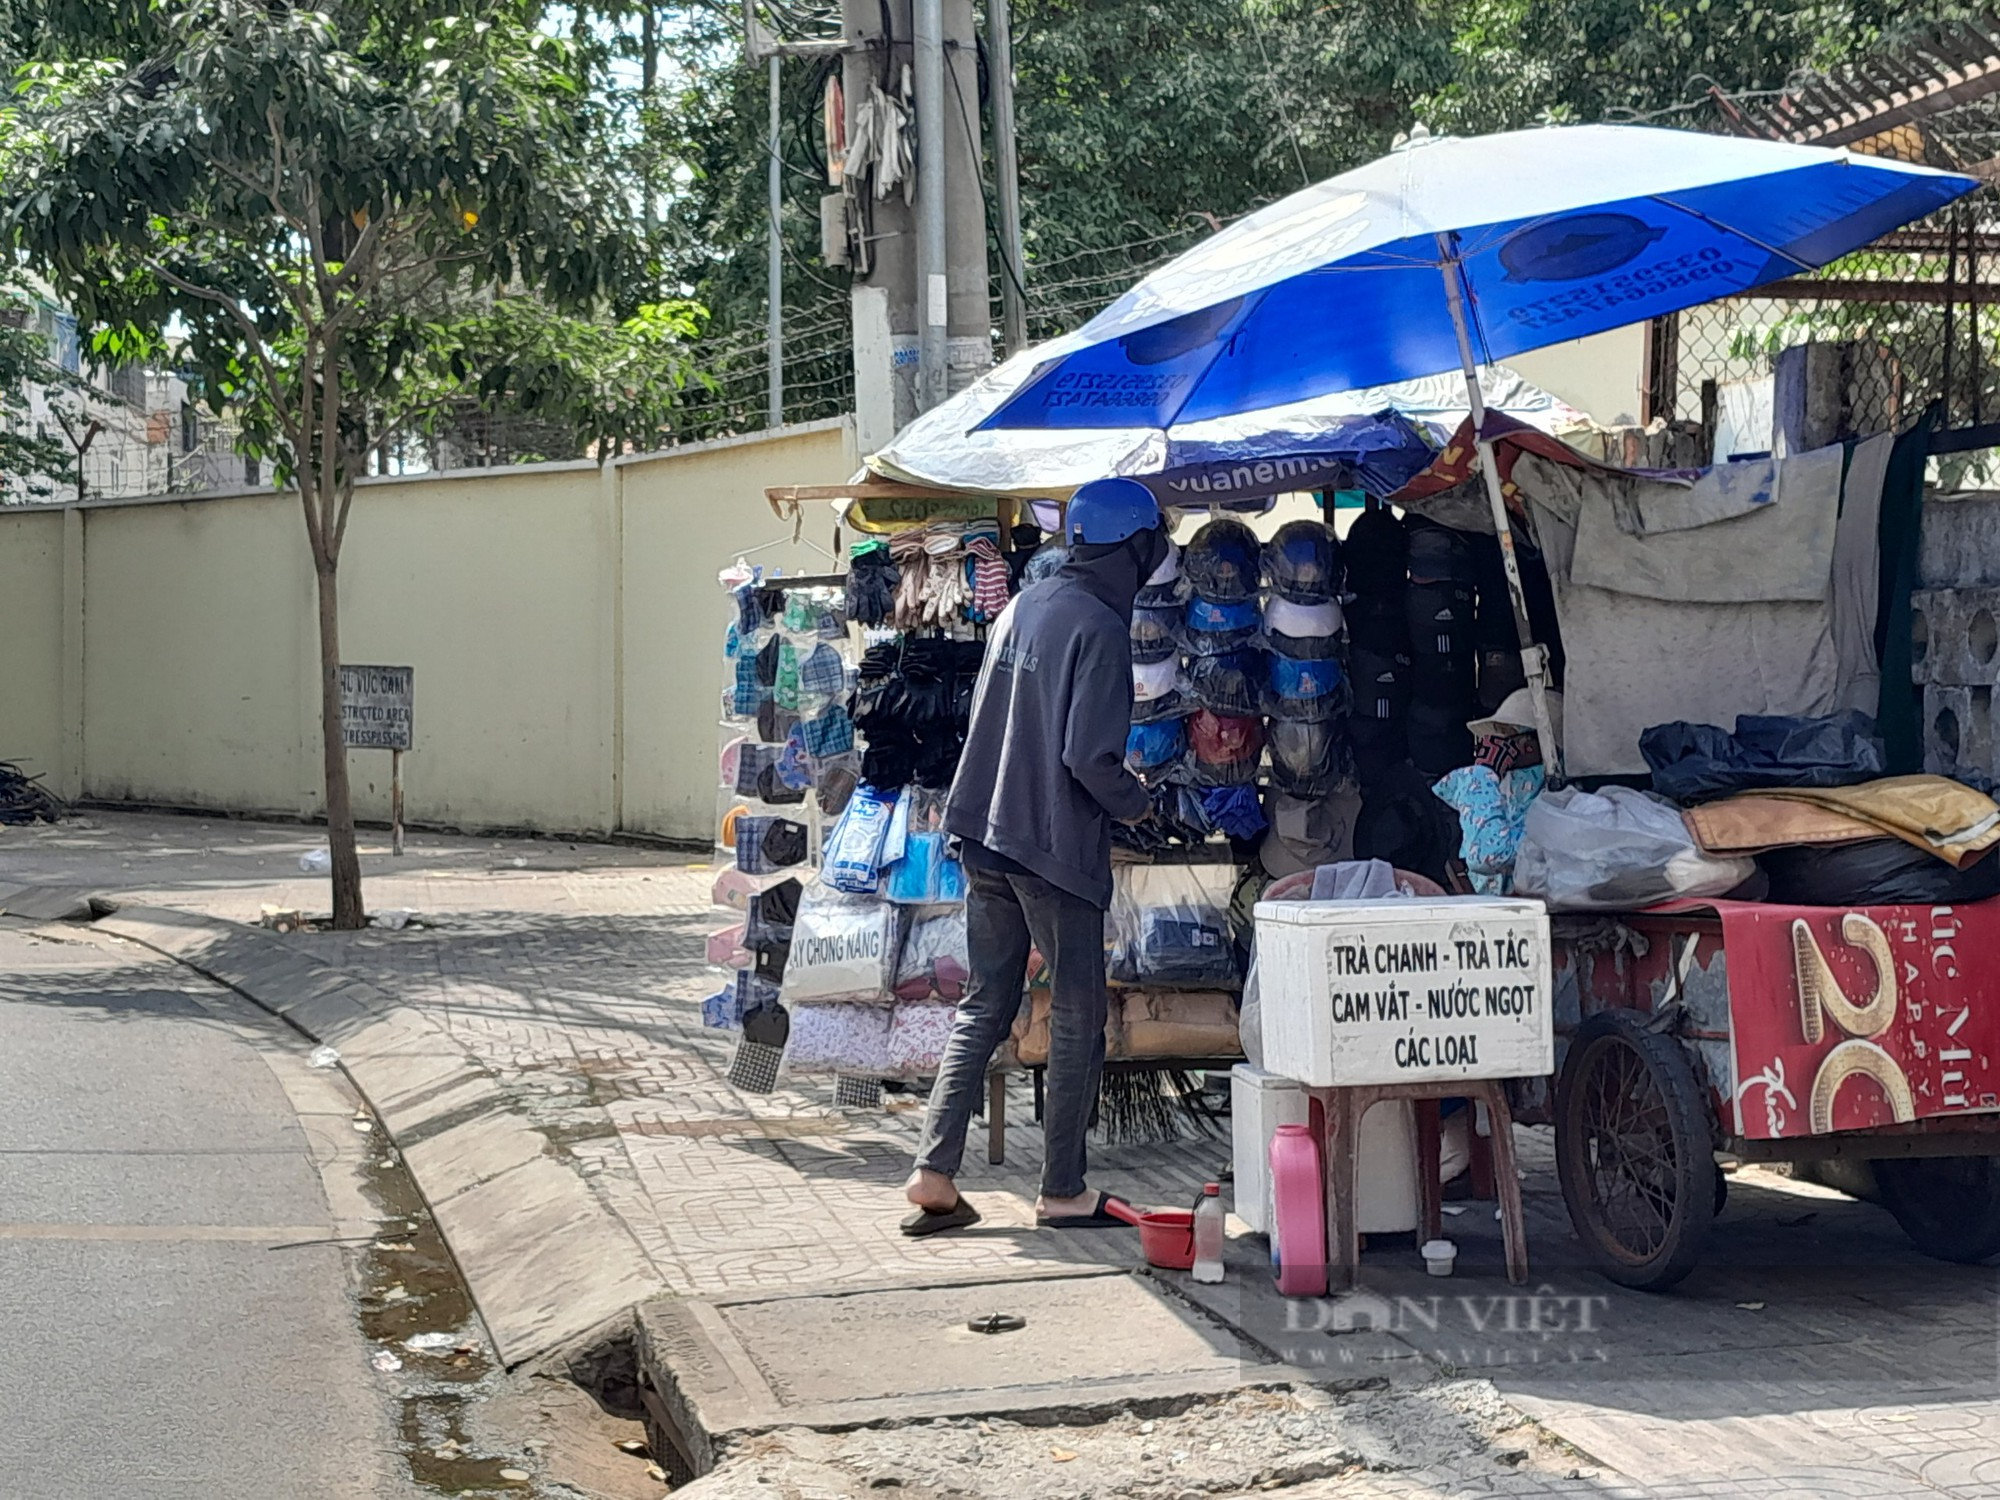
314, 556, 366, 929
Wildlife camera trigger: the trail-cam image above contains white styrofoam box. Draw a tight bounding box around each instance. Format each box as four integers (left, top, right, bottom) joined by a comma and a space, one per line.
1230, 1065, 1307, 1235
1254, 897, 1554, 1088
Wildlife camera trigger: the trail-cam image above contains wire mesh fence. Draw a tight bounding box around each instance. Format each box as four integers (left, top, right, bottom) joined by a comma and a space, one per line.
1661, 196, 2000, 481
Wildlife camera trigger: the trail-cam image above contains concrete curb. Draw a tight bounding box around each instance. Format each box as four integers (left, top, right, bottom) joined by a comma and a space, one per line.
93, 904, 668, 1368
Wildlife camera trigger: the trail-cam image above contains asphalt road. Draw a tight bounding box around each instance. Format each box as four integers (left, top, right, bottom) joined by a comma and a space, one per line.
0, 918, 417, 1500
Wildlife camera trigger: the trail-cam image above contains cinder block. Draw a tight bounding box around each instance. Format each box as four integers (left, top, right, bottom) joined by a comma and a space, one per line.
1921, 491, 2000, 589
1922, 681, 1998, 779
1912, 588, 2000, 687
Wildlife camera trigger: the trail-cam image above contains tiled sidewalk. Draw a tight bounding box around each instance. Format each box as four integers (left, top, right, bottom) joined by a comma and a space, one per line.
8, 812, 2000, 1499
290, 870, 1231, 1299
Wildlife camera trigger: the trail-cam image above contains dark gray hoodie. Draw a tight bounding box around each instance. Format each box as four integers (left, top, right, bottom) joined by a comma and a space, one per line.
945, 532, 1164, 908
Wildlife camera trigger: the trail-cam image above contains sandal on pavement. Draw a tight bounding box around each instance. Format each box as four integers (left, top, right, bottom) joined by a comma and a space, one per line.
900, 1199, 982, 1237
1038, 1192, 1131, 1229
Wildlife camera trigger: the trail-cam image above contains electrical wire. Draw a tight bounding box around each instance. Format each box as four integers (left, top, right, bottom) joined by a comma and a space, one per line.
944, 42, 1029, 305
1246, 3, 1311, 189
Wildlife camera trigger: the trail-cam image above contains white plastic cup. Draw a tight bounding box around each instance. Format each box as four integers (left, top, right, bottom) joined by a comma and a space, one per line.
1421, 1238, 1457, 1277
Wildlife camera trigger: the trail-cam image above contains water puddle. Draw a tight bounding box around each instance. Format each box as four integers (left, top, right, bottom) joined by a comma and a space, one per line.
357, 1132, 532, 1494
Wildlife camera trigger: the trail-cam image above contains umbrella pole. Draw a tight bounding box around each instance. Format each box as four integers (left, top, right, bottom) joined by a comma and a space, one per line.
1437, 240, 1564, 781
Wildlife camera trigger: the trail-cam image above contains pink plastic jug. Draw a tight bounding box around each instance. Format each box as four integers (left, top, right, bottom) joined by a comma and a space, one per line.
1269, 1123, 1327, 1297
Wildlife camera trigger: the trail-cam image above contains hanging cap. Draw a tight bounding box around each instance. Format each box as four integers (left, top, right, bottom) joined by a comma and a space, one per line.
1130, 603, 1182, 663
1264, 520, 1343, 604
1264, 596, 1345, 640
1183, 517, 1262, 603
1132, 656, 1180, 701
1185, 596, 1261, 636
1189, 709, 1265, 769
1125, 718, 1188, 772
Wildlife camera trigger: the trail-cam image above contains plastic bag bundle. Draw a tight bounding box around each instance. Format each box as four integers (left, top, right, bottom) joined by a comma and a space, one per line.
886, 1002, 959, 1076
781, 884, 909, 1004
785, 1003, 893, 1075
1513, 785, 1756, 911
883, 830, 967, 905
893, 907, 971, 1001
1108, 863, 1242, 989
825, 786, 900, 894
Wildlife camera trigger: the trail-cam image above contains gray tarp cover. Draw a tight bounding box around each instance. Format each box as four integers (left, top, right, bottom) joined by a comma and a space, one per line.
1515, 440, 1889, 776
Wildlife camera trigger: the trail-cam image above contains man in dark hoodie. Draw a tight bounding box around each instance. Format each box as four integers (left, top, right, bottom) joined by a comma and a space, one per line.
902, 477, 1170, 1236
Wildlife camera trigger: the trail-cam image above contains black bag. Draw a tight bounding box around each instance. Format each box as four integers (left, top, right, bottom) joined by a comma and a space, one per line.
1406, 695, 1475, 776
1345, 592, 1409, 656
1759, 839, 2000, 906
1349, 646, 1410, 723
1348, 716, 1408, 788
1405, 581, 1475, 680
1642, 712, 1886, 803
1353, 760, 1458, 886
1405, 517, 1477, 584
1344, 506, 1408, 595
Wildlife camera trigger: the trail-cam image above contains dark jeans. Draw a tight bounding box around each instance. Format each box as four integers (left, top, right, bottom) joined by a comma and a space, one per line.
912, 865, 1107, 1200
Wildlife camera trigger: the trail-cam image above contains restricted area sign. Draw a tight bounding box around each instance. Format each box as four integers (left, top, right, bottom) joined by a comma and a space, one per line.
340, 664, 414, 751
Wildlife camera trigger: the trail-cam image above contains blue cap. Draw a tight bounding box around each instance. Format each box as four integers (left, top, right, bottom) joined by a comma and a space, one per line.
1125, 717, 1187, 772
1067, 477, 1164, 546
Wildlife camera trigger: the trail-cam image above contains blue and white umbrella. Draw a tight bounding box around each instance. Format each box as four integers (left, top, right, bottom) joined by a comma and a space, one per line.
977, 124, 1977, 772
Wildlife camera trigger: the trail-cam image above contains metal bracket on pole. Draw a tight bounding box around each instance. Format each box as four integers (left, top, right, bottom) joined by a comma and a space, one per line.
1437, 234, 1564, 782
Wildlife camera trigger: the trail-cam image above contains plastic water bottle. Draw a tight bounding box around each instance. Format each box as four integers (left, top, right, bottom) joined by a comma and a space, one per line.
1192, 1182, 1225, 1283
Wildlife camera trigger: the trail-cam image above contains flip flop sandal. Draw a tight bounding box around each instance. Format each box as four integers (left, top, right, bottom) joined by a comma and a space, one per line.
1038, 1193, 1133, 1229
900, 1199, 982, 1238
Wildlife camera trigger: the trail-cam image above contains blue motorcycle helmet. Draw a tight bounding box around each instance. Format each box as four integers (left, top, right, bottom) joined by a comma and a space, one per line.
1066, 476, 1164, 546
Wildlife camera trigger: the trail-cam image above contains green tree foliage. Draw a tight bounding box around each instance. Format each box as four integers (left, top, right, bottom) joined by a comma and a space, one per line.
643, 0, 1983, 355
2, 0, 693, 925
0, 272, 75, 500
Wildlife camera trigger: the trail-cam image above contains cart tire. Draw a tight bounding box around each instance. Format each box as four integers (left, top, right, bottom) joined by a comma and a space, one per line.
1875, 1157, 2000, 1265
1556, 1008, 1717, 1291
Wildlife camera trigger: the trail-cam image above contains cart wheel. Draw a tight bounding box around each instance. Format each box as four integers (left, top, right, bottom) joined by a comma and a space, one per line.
1875, 1157, 2000, 1264
1556, 1008, 1717, 1291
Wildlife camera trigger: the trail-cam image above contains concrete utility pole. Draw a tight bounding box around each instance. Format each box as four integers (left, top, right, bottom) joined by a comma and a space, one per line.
840, 0, 991, 439
768, 53, 784, 426
912, 0, 948, 413
940, 0, 993, 401
987, 0, 1029, 358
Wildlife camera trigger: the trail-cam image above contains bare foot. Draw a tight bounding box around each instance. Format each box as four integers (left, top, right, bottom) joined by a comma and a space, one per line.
904, 1168, 959, 1214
